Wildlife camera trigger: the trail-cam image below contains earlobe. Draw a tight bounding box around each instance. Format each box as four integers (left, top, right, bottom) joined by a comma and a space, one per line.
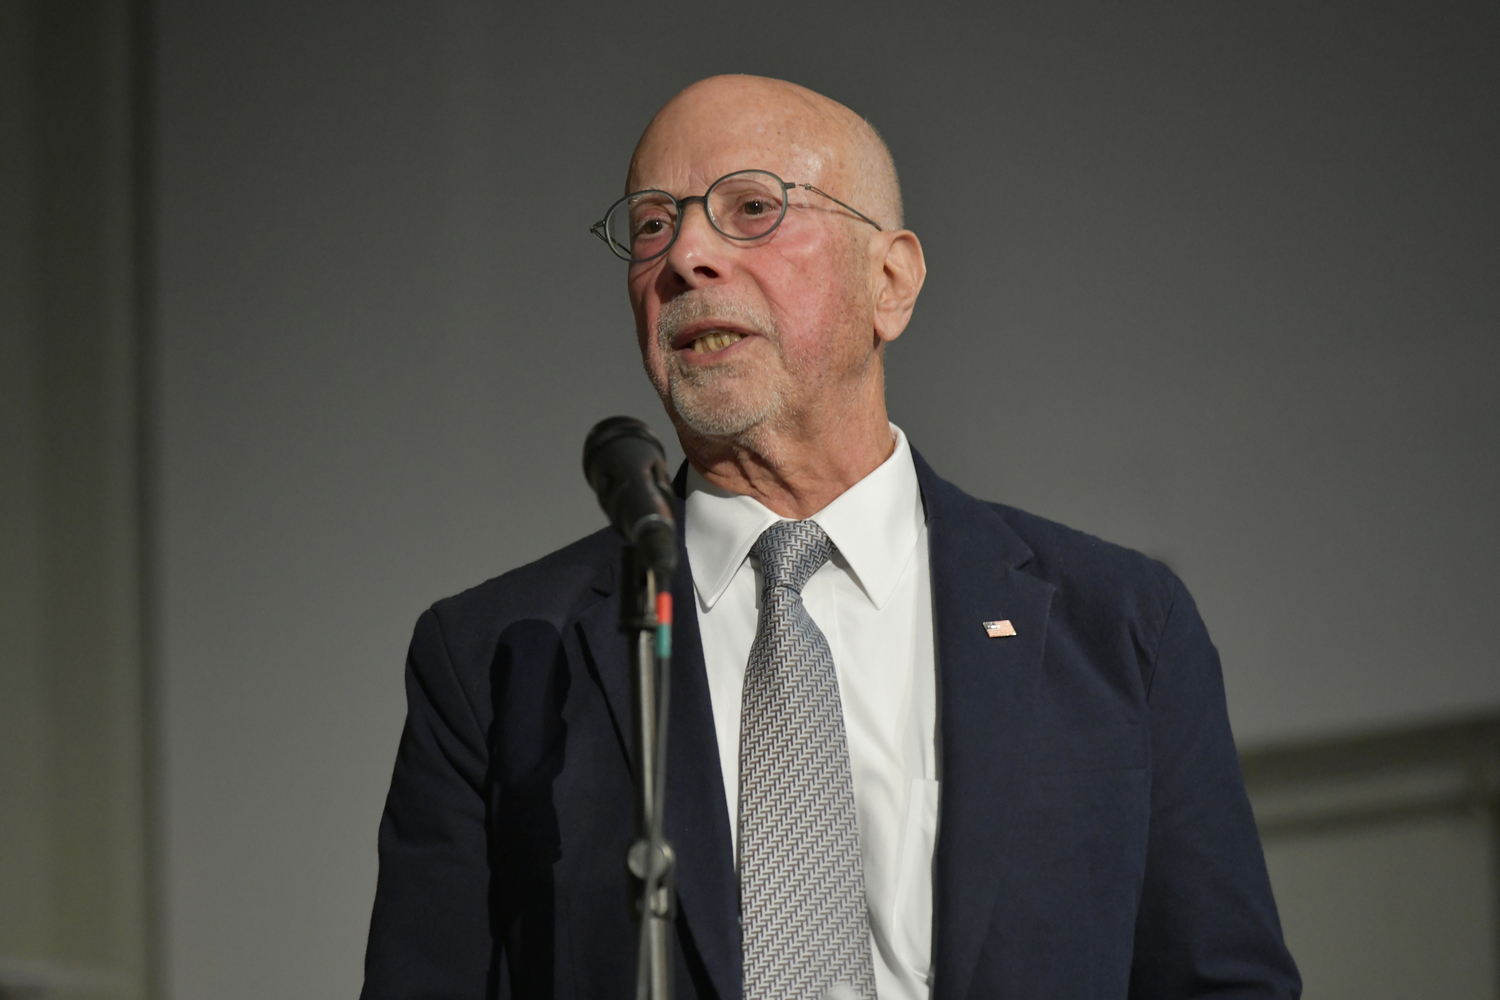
873, 231, 927, 344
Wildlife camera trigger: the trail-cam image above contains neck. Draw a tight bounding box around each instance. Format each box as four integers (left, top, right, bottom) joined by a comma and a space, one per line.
681, 401, 896, 519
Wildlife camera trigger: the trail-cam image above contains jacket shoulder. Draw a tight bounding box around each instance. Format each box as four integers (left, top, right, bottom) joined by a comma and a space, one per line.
418, 526, 621, 666
992, 502, 1173, 595
914, 447, 1176, 622
986, 501, 1182, 669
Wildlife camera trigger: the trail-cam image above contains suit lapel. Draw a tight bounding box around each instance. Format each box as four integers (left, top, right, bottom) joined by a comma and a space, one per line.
574, 503, 741, 1000
575, 582, 632, 763
914, 452, 1055, 1000
664, 561, 742, 1000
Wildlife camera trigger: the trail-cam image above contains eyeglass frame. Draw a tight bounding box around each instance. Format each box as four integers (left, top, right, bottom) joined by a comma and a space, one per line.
590, 168, 883, 264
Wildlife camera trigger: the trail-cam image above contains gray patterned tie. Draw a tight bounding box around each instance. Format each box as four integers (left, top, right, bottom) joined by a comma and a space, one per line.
739, 519, 876, 1000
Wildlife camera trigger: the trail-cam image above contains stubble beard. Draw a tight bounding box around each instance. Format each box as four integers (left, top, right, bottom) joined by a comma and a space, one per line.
647, 292, 794, 447
644, 232, 877, 458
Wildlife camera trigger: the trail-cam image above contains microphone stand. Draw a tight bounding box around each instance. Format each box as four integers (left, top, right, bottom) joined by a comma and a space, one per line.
622, 546, 676, 1000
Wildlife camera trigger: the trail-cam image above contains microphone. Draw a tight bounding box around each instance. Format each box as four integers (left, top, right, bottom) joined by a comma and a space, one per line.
582, 416, 679, 582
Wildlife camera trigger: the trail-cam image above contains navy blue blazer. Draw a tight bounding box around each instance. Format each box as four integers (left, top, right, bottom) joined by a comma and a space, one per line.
362, 452, 1300, 999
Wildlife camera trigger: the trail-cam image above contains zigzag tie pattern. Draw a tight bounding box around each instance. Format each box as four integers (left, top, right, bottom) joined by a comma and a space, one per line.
739, 519, 876, 1000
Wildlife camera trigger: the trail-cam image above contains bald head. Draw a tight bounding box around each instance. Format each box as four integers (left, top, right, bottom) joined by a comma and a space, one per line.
621, 76, 927, 514
629, 75, 904, 231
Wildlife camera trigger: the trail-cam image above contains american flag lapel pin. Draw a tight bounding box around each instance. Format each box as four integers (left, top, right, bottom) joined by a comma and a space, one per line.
983, 619, 1017, 638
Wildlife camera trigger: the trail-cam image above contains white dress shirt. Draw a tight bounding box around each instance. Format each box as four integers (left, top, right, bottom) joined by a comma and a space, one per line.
684, 425, 937, 1000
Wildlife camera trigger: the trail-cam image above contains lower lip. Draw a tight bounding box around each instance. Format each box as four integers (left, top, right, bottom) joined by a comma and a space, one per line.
677, 334, 753, 361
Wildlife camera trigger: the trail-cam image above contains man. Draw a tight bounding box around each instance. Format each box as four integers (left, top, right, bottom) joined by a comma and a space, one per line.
362, 75, 1300, 999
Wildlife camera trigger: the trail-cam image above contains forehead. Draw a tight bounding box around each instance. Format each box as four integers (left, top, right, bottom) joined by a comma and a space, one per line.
627, 95, 838, 195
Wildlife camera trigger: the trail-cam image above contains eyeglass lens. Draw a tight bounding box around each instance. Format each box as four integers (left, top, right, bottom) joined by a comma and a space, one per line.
606, 170, 789, 261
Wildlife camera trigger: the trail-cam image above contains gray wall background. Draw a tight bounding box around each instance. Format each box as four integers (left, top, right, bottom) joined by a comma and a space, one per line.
153, 2, 1497, 996
4, 1, 1496, 997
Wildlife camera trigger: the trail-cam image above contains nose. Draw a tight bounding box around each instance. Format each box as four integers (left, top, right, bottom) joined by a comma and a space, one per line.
659, 198, 725, 290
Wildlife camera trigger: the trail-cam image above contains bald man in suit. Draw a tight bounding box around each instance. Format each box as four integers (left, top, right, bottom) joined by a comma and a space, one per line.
361, 75, 1300, 1000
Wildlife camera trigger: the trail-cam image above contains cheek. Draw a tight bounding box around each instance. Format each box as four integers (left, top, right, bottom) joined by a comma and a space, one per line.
762, 224, 860, 299
627, 277, 659, 354
756, 256, 864, 358
768, 256, 876, 373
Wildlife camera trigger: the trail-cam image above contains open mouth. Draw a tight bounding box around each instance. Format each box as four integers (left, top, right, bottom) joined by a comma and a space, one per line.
689, 330, 746, 354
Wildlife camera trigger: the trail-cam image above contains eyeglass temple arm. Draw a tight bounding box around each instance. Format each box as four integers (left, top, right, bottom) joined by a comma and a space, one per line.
795, 184, 883, 232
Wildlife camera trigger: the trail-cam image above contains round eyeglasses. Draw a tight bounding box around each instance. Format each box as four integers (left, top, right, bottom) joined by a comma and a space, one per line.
590, 169, 882, 263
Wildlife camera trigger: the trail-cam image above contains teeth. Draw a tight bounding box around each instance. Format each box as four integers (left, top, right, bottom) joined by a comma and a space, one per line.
691, 331, 745, 354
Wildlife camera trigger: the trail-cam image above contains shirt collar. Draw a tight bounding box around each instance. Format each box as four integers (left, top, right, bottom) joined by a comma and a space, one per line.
684, 425, 925, 611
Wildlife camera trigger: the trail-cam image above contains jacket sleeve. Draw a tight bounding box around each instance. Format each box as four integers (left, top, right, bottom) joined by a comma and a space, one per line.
1129, 577, 1302, 999
361, 607, 499, 999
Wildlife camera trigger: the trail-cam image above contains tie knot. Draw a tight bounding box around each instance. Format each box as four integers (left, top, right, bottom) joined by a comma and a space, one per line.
753, 519, 834, 595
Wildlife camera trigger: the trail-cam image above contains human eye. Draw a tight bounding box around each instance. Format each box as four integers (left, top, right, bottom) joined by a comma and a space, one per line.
633, 215, 668, 237
628, 200, 676, 245
713, 182, 784, 237
733, 189, 782, 218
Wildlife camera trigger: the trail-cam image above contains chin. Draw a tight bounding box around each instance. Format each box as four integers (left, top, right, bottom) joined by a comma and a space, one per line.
667, 381, 781, 442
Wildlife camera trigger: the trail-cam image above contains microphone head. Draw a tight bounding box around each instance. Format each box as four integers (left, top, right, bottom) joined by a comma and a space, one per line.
582, 417, 678, 580
582, 416, 665, 491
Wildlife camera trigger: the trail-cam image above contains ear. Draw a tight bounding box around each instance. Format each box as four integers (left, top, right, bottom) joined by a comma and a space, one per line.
871, 230, 927, 344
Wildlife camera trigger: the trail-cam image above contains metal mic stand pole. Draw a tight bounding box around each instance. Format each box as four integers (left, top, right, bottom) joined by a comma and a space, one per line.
623, 547, 675, 1000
